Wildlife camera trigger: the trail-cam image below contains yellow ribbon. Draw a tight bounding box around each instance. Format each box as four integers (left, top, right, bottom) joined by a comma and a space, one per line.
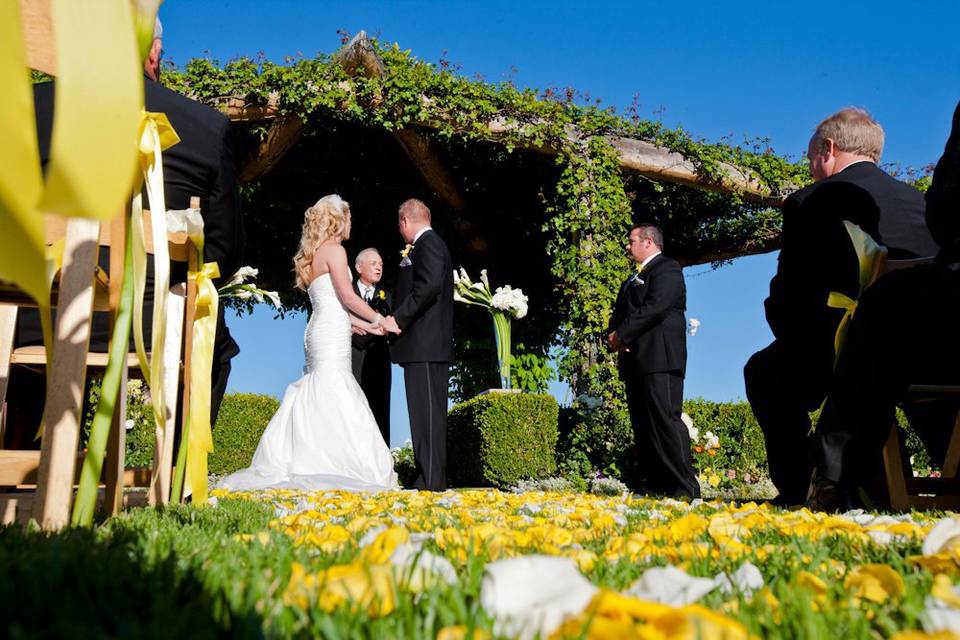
131, 111, 180, 436
827, 221, 888, 363
1, 0, 144, 439
185, 261, 220, 504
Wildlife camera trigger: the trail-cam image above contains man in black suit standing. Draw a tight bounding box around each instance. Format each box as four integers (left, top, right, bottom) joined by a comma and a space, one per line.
744, 108, 938, 505
351, 248, 392, 445
607, 224, 699, 498
808, 100, 960, 510
6, 19, 244, 446
388, 199, 454, 491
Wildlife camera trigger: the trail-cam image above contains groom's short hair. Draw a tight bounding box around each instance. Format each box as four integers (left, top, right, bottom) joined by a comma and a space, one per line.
399, 198, 431, 223
355, 247, 381, 269
631, 223, 664, 249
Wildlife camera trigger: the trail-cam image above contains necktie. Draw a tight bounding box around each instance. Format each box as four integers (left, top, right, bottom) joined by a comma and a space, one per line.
365, 287, 373, 302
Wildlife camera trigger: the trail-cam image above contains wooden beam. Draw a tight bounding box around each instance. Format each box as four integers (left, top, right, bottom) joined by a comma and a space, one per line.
392, 128, 467, 210
333, 31, 384, 79
20, 0, 56, 75
677, 232, 781, 267
238, 116, 305, 183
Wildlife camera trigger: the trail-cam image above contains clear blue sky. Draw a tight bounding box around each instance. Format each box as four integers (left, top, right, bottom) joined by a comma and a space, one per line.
160, 0, 960, 447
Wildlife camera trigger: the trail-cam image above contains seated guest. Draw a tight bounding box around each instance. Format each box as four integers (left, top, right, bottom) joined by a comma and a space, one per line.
809, 100, 960, 510
5, 19, 244, 447
350, 248, 392, 445
744, 108, 938, 505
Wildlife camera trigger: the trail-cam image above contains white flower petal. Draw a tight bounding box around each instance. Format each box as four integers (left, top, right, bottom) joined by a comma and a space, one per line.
480, 555, 597, 640
626, 565, 717, 605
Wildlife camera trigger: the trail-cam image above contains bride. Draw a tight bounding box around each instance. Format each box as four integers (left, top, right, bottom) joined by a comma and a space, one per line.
218, 195, 400, 492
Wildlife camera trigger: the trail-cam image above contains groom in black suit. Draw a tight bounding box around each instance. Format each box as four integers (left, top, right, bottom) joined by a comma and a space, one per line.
389, 199, 454, 491
351, 248, 392, 445
607, 224, 699, 498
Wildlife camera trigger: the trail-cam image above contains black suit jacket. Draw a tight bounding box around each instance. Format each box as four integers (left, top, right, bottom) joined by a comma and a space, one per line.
764, 161, 936, 347
608, 254, 687, 376
351, 280, 392, 351
926, 100, 960, 263
389, 229, 454, 364
19, 80, 244, 360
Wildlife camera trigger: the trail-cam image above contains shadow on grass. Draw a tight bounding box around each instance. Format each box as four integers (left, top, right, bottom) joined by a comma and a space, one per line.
0, 502, 269, 639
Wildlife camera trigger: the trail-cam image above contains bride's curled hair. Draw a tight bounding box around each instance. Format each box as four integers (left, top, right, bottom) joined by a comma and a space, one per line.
293, 194, 350, 290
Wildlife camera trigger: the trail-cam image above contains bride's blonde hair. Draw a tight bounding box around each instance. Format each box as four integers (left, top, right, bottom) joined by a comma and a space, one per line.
293, 194, 350, 290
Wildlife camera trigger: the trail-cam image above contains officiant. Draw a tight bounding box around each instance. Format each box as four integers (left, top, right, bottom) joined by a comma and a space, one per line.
351, 248, 392, 444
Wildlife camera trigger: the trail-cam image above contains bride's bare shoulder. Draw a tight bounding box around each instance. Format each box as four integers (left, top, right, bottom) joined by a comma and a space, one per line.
310, 243, 346, 279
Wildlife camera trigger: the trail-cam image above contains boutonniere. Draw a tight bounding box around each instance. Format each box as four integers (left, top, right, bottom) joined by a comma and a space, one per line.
377, 290, 386, 300
400, 244, 414, 259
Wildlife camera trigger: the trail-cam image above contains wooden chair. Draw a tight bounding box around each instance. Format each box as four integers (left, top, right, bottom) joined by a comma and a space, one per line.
0, 200, 199, 526
877, 256, 960, 510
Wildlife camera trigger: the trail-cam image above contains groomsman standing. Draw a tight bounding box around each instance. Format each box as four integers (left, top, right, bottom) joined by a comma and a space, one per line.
389, 199, 454, 491
351, 248, 392, 445
607, 224, 699, 498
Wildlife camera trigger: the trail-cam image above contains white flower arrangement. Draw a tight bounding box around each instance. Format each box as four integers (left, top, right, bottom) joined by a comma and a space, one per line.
218, 265, 282, 308
453, 267, 529, 388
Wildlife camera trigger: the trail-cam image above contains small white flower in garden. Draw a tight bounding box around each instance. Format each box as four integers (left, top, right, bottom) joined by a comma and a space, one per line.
681, 412, 698, 442
687, 317, 701, 336
125, 419, 135, 431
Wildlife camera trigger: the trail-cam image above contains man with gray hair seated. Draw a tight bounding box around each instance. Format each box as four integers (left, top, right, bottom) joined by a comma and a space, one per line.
744, 107, 938, 505
351, 248, 392, 445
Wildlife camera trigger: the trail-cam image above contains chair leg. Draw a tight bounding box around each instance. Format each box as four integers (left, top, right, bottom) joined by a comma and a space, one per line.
883, 422, 910, 511
149, 284, 185, 506
32, 218, 100, 530
0, 304, 17, 444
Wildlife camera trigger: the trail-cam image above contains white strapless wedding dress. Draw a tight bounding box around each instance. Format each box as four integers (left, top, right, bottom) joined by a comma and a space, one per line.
217, 273, 399, 492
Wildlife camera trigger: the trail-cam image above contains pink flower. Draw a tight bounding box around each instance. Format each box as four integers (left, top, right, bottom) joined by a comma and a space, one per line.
726, 469, 736, 480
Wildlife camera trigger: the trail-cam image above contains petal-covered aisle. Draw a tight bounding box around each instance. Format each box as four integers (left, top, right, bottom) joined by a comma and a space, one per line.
210, 488, 960, 638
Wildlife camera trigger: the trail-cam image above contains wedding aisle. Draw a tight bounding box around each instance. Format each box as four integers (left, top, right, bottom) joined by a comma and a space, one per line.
5, 488, 955, 638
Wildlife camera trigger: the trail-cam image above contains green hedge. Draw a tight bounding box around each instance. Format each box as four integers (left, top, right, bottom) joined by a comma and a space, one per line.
683, 398, 769, 477
447, 392, 559, 488
209, 393, 280, 476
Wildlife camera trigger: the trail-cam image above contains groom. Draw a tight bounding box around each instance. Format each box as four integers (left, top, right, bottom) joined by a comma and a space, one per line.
389, 199, 454, 491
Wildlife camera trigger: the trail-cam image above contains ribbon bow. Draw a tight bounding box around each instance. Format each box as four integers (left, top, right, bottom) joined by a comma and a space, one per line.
181, 260, 220, 504
827, 221, 887, 364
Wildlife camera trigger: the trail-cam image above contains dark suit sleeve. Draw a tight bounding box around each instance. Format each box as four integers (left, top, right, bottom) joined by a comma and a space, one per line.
392, 234, 445, 330
203, 120, 244, 285
763, 193, 804, 339
926, 101, 960, 252
616, 262, 684, 344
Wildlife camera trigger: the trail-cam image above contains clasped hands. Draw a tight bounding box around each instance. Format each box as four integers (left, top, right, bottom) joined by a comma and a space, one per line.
353, 314, 401, 336
606, 331, 628, 352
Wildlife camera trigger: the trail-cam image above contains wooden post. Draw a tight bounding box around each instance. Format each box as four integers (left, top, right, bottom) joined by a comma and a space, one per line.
0, 304, 18, 442
32, 218, 99, 530
103, 212, 128, 514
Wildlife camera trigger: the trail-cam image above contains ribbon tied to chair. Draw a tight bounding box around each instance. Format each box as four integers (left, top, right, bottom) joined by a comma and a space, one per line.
827, 221, 888, 364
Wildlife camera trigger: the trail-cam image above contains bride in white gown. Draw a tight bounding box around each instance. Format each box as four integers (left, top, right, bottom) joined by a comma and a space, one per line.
218, 195, 400, 492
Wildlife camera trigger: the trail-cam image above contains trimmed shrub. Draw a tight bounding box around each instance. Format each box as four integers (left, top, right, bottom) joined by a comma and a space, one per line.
684, 398, 769, 478
447, 392, 559, 488
210, 393, 280, 475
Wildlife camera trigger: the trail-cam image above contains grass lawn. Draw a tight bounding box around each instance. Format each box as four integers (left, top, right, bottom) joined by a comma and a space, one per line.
2, 489, 959, 639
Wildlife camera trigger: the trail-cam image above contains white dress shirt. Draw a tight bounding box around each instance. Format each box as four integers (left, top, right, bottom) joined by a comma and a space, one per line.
358, 281, 375, 301
413, 226, 433, 244
640, 250, 662, 270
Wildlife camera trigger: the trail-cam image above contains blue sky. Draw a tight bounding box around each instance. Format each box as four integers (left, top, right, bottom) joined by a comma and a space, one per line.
161, 1, 960, 446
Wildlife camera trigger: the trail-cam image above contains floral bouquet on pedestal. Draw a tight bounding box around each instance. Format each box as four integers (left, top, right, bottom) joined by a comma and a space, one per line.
453, 267, 528, 389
